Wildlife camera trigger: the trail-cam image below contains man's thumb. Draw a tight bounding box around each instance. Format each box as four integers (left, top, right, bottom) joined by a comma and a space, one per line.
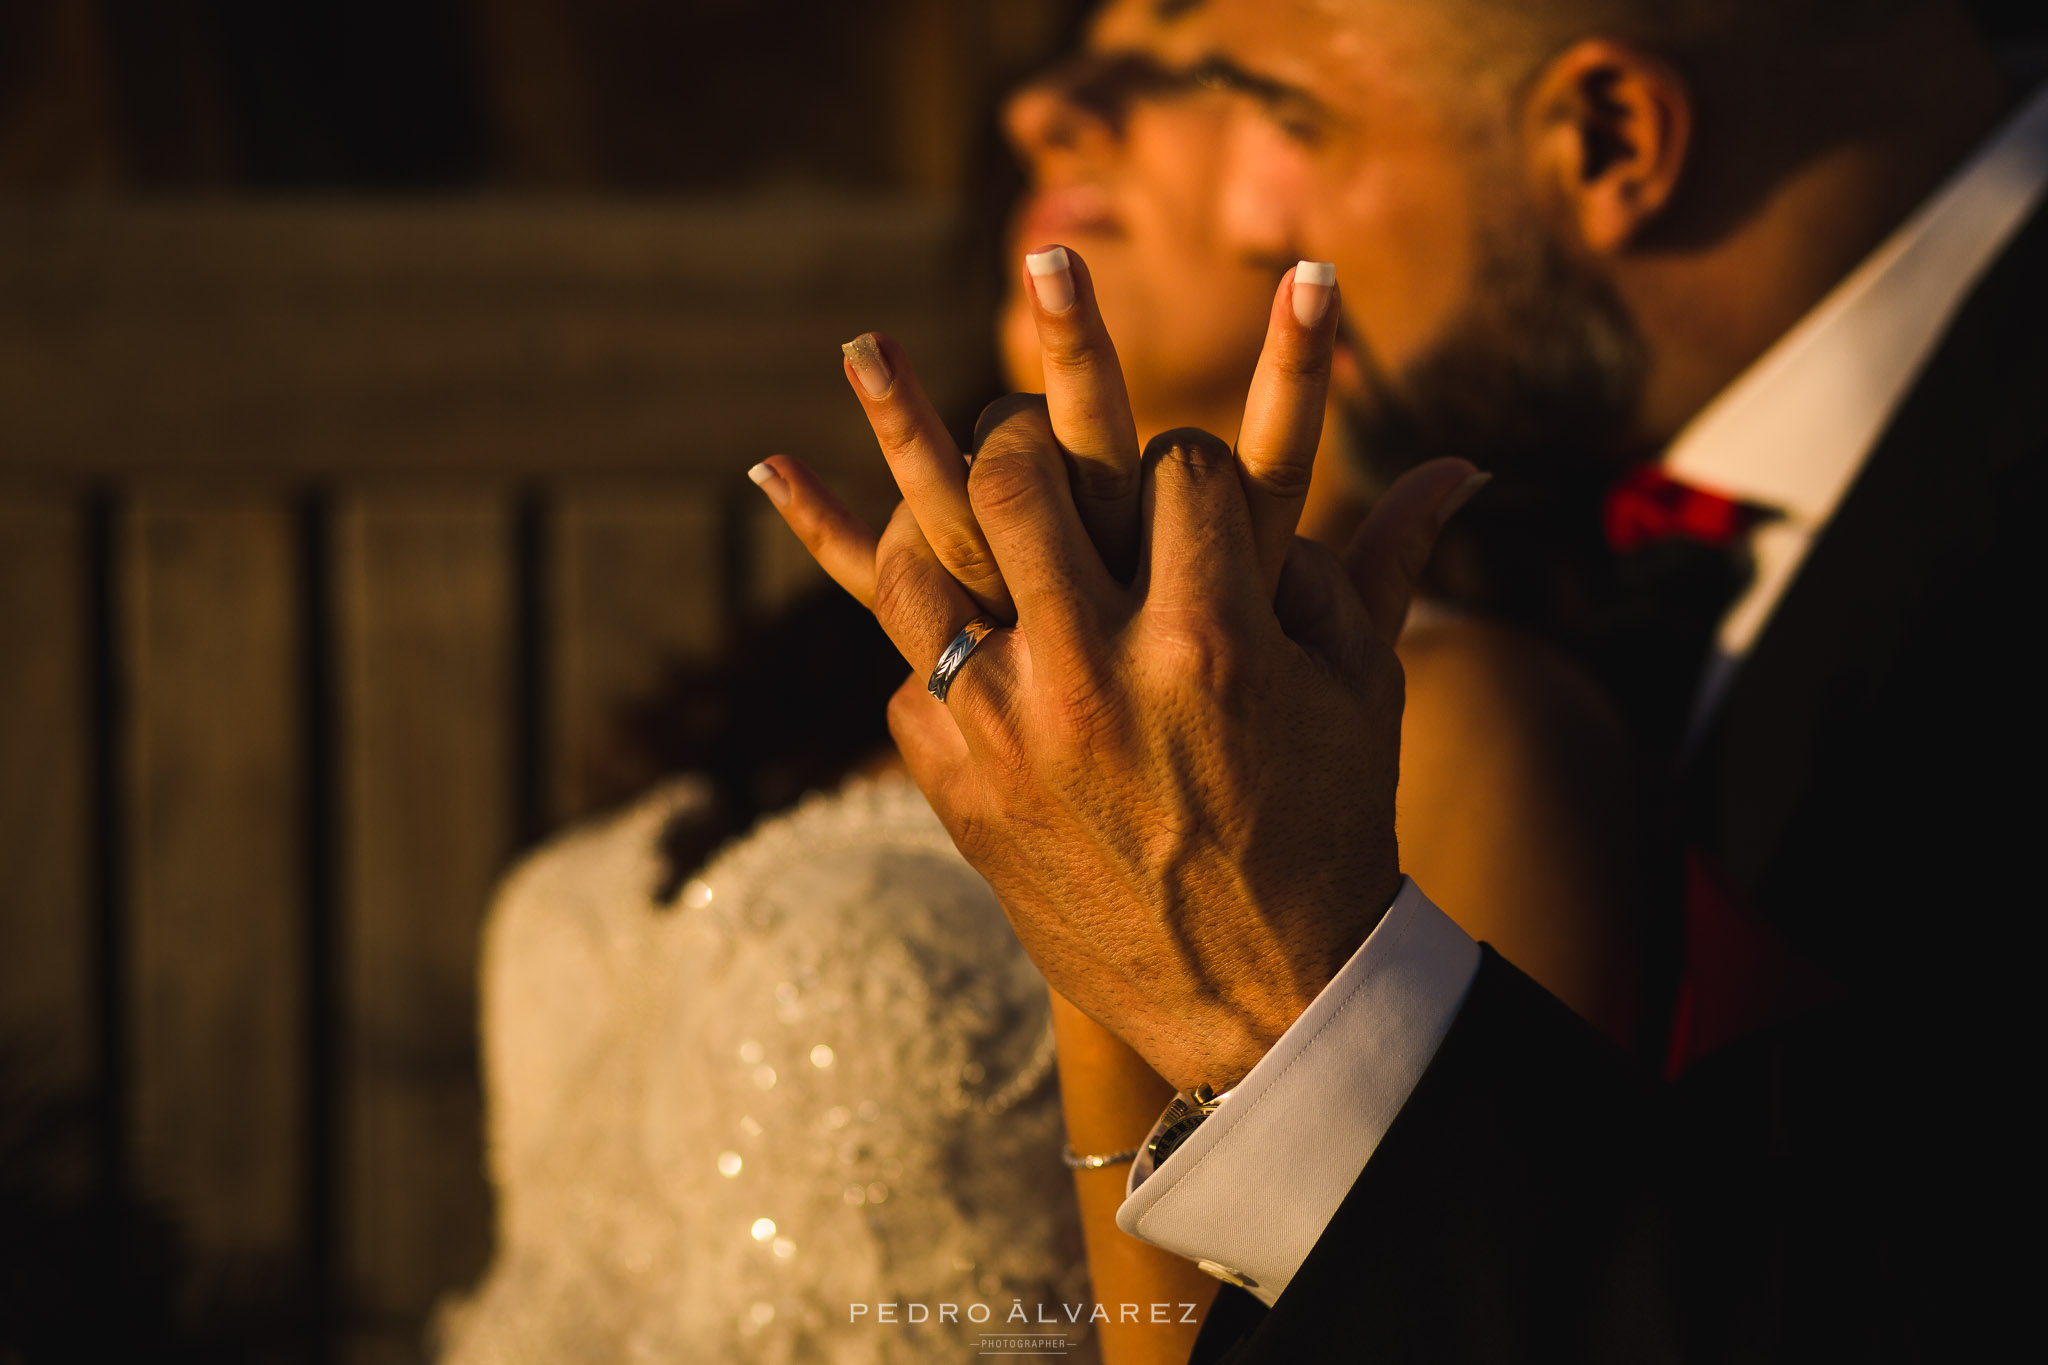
1342, 460, 1489, 645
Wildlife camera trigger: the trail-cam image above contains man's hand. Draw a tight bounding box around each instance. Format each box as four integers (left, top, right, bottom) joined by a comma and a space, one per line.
753, 249, 1480, 1092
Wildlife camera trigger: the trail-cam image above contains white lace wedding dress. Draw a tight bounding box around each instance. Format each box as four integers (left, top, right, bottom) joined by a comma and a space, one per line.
436, 774, 1089, 1364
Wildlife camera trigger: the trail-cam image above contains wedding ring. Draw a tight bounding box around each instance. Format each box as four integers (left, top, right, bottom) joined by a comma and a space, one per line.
927, 616, 999, 703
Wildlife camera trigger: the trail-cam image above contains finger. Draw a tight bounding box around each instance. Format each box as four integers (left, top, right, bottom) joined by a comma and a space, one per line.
1139, 427, 1264, 624
843, 332, 1015, 618
886, 671, 971, 799
968, 393, 1120, 653
887, 671, 1011, 862
1272, 536, 1377, 673
871, 501, 984, 671
1023, 246, 1142, 579
870, 502, 1022, 726
748, 455, 879, 607
1235, 262, 1340, 595
1343, 460, 1489, 644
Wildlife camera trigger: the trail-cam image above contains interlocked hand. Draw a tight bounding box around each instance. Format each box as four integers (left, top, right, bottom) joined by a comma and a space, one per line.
754, 247, 1479, 1091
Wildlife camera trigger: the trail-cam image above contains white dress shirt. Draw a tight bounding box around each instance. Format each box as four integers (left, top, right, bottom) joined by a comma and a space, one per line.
1116, 78, 2048, 1306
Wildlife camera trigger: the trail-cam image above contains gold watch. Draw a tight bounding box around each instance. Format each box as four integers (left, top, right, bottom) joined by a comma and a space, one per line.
1144, 1083, 1233, 1167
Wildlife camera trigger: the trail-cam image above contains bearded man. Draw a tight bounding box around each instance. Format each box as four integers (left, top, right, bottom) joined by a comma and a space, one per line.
764, 0, 2045, 1359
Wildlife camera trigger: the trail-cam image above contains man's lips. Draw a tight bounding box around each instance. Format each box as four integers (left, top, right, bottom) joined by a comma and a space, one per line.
1017, 184, 1123, 244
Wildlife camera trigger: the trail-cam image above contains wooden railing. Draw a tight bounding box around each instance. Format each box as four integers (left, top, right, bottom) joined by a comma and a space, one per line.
0, 195, 991, 1362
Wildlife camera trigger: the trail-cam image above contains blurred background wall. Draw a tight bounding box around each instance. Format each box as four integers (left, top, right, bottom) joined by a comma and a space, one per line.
0, 2, 1086, 1361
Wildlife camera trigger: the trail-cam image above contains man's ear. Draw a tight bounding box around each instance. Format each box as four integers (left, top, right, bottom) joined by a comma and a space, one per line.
1522, 40, 1692, 254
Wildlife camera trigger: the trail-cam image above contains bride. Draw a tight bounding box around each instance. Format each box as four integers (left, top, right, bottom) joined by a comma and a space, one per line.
440, 2, 1642, 1361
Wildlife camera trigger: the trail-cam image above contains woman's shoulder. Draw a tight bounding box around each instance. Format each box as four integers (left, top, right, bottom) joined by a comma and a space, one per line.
680, 771, 964, 907
489, 770, 959, 920
670, 773, 1020, 1013
454, 773, 1073, 1363
1397, 609, 1629, 765
482, 776, 996, 1034
489, 774, 713, 934
1393, 608, 1646, 1043
1391, 610, 1641, 908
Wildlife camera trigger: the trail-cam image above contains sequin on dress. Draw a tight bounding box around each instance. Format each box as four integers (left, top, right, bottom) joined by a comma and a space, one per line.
437, 774, 1089, 1363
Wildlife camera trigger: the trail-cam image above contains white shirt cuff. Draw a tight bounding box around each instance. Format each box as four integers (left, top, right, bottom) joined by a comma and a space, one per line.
1113, 878, 1478, 1305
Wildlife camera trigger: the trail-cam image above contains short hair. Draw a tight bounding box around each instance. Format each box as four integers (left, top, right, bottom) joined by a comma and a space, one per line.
1450, 0, 1952, 56
1406, 0, 1967, 131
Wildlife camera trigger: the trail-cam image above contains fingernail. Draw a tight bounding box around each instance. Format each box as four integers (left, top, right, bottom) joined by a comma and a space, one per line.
841, 333, 893, 398
747, 460, 790, 507
1439, 471, 1492, 525
1026, 246, 1075, 314
1292, 261, 1336, 327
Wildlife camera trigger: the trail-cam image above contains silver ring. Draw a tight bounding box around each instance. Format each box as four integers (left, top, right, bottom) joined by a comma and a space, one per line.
927, 616, 999, 703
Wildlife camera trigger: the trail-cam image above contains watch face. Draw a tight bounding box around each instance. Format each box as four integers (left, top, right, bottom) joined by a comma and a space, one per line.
1145, 1088, 1229, 1167
1147, 1112, 1205, 1167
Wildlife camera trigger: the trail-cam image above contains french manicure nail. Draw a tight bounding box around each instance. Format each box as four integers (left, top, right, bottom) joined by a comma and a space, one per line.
842, 333, 893, 398
1292, 261, 1336, 327
1439, 471, 1492, 525
747, 460, 791, 507
1026, 246, 1075, 314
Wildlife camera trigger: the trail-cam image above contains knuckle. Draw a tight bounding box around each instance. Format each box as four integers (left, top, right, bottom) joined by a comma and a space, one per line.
871, 539, 937, 628
1239, 454, 1315, 498
1037, 324, 1109, 377
1268, 336, 1330, 382
971, 392, 1051, 452
1066, 451, 1139, 504
1037, 332, 1089, 370
1144, 426, 1235, 476
870, 401, 923, 451
1153, 613, 1252, 697
967, 449, 1049, 521
928, 524, 1002, 591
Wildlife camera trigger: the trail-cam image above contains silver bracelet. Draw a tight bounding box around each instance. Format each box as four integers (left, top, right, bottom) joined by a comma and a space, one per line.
1061, 1143, 1140, 1170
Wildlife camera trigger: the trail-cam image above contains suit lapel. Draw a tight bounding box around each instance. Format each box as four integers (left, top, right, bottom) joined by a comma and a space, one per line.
1686, 198, 2048, 962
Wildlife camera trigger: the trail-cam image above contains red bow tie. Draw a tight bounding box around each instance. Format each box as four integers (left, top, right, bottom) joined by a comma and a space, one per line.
1603, 465, 1769, 553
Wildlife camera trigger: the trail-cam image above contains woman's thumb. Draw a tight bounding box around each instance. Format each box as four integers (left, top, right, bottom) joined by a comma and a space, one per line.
1342, 460, 1489, 645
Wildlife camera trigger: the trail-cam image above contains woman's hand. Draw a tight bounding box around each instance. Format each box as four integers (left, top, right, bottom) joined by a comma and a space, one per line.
748, 245, 1344, 619
752, 244, 1476, 1092
1048, 989, 1217, 1364
752, 246, 1478, 1363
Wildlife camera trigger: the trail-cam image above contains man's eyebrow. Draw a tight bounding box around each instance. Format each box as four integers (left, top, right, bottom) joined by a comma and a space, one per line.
1184, 53, 1327, 117
1152, 0, 1208, 19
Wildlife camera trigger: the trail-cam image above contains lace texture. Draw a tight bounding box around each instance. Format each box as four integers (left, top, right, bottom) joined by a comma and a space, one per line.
438, 775, 1088, 1363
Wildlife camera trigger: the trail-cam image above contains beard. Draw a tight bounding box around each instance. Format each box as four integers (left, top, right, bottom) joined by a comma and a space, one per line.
1339, 215, 1648, 497
1337, 214, 1651, 640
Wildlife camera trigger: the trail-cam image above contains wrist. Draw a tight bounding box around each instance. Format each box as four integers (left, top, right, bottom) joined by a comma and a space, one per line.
1144, 1015, 1277, 1097
1143, 871, 1405, 1093
1048, 989, 1176, 1156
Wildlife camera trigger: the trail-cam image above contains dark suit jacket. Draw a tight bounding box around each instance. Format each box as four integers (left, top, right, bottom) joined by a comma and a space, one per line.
1190, 196, 2048, 1364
